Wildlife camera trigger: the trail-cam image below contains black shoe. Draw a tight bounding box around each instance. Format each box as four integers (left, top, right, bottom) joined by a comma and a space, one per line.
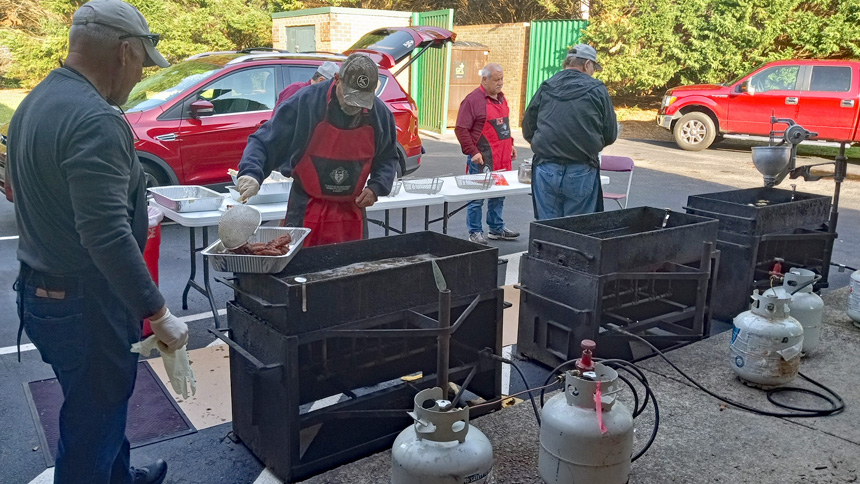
132, 459, 167, 484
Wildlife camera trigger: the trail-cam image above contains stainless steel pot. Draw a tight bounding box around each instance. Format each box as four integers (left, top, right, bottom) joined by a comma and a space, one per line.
518, 159, 532, 184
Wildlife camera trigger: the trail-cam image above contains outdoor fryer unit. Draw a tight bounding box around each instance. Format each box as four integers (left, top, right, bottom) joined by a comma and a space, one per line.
685, 187, 833, 321
517, 207, 719, 365
213, 231, 504, 483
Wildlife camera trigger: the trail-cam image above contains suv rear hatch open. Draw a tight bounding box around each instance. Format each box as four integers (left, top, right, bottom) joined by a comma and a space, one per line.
345, 26, 455, 73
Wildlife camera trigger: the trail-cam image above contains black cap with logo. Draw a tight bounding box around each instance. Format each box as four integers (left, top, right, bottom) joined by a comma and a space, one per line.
339, 54, 378, 110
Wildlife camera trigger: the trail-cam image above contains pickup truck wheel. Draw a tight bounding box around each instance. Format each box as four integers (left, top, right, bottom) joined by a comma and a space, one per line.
674, 112, 716, 151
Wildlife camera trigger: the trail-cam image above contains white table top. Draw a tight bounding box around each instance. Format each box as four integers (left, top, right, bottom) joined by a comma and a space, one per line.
152, 170, 610, 228
152, 195, 287, 228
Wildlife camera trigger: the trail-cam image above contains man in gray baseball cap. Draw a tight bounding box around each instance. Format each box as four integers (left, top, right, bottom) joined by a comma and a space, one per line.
522, 42, 617, 218
8, 0, 182, 483
567, 43, 603, 72
236, 52, 398, 246
72, 0, 169, 68
338, 53, 379, 110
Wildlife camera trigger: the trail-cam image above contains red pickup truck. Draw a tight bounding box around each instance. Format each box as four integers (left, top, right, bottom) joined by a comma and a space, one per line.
657, 59, 860, 150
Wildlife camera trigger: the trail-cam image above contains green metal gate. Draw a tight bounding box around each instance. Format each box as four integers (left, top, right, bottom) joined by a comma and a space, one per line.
411, 9, 454, 135
525, 19, 589, 106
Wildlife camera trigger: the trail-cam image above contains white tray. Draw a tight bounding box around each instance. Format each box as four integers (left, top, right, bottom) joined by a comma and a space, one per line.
227, 185, 291, 205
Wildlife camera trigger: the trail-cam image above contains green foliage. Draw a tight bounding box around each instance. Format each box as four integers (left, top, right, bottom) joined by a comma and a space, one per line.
0, 0, 272, 88
587, 0, 860, 96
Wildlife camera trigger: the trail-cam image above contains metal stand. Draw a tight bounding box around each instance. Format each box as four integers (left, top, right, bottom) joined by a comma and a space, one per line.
180, 226, 222, 327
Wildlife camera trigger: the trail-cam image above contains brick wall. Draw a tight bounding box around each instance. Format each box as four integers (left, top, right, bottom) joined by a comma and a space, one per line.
272, 8, 413, 91
453, 23, 530, 127
272, 8, 411, 53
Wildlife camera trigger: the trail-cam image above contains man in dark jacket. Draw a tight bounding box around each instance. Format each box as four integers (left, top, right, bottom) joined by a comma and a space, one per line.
522, 44, 617, 219
236, 54, 397, 247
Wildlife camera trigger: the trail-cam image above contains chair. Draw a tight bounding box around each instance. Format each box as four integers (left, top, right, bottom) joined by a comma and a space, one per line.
600, 155, 635, 209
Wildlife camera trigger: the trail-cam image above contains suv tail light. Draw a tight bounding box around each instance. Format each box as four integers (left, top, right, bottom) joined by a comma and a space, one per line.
390, 101, 418, 118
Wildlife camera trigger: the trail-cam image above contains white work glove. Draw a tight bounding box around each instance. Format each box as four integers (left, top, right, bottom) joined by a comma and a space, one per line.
149, 308, 189, 352
132, 335, 197, 399
236, 175, 261, 203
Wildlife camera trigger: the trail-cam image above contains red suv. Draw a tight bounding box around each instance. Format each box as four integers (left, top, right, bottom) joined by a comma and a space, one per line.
117, 26, 453, 188
657, 59, 860, 151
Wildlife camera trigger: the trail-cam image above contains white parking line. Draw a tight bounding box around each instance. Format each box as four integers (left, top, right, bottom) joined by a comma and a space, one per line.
0, 309, 228, 355
0, 235, 19, 241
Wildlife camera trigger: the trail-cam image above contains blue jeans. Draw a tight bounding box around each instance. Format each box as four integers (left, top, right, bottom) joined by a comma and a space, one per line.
533, 161, 600, 219
16, 265, 141, 484
466, 156, 505, 233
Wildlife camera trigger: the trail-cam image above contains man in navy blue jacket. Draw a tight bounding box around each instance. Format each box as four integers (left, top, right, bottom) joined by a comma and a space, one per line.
237, 54, 398, 246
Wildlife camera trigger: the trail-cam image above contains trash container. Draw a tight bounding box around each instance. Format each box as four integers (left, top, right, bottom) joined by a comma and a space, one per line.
142, 205, 164, 338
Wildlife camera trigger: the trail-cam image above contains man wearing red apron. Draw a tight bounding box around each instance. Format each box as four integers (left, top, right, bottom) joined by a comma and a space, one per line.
235, 54, 398, 246
454, 63, 520, 245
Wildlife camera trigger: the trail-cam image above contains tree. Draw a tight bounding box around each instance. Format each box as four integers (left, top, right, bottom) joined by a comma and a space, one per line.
0, 0, 273, 88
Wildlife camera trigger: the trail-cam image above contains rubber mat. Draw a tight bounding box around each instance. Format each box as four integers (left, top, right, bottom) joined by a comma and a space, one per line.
25, 361, 196, 466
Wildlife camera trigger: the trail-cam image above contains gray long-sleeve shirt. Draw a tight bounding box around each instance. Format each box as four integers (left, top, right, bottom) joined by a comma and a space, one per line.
8, 67, 164, 320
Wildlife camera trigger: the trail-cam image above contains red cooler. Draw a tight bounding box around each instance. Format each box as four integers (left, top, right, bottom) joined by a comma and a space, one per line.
142, 205, 164, 338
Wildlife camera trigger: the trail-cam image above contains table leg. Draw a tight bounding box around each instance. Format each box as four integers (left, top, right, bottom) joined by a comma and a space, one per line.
181, 227, 196, 310
424, 206, 430, 231
384, 209, 390, 236
401, 208, 407, 234
181, 226, 222, 327
443, 202, 449, 234
200, 228, 222, 328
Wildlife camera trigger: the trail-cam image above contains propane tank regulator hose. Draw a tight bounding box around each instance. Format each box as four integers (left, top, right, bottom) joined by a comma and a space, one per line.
606, 325, 845, 418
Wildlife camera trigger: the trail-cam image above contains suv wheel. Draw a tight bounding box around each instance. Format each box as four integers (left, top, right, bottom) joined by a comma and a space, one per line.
141, 161, 169, 189
673, 112, 716, 151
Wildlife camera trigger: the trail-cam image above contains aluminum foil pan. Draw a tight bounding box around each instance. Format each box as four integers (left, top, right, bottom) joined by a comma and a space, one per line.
204, 227, 311, 273
148, 186, 224, 212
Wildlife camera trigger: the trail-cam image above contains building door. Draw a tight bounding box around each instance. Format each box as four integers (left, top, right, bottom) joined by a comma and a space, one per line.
285, 25, 316, 53
411, 9, 454, 135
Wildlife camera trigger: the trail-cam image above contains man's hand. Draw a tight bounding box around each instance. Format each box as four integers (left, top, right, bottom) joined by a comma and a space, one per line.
236, 175, 261, 203
149, 307, 189, 352
512, 145, 517, 161
471, 152, 484, 165
355, 188, 378, 208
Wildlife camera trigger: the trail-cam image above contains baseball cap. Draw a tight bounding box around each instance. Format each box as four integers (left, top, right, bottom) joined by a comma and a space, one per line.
568, 44, 602, 72
316, 61, 338, 80
72, 0, 169, 68
339, 54, 378, 110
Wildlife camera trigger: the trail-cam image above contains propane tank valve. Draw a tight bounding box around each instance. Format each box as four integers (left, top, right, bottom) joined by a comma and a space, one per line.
576, 340, 596, 373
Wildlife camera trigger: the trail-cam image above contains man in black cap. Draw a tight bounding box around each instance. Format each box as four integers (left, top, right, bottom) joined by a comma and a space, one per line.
8, 0, 184, 482
523, 43, 617, 219
237, 53, 398, 246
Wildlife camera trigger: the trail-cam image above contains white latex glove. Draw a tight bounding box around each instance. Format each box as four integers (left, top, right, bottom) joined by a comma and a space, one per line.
236, 175, 261, 203
149, 308, 189, 352
132, 335, 197, 399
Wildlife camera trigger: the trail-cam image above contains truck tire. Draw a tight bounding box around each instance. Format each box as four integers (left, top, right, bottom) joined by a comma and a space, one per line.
673, 112, 717, 151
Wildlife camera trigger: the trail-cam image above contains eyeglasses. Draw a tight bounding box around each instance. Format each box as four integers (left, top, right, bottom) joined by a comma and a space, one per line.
119, 33, 160, 48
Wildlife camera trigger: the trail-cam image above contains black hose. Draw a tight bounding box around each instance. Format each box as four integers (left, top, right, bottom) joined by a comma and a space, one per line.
607, 325, 845, 418
507, 360, 542, 426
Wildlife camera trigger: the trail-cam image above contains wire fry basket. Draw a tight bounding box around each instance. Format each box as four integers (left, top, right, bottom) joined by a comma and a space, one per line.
387, 180, 402, 197
455, 172, 493, 190
402, 177, 444, 195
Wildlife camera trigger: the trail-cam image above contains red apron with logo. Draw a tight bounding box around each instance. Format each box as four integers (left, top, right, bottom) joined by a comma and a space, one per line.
480, 99, 513, 172
289, 88, 375, 247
